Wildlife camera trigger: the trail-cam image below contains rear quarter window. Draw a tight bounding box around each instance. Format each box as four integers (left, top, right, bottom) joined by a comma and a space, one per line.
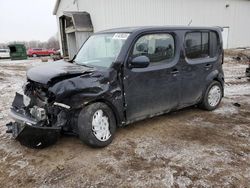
185, 31, 219, 60
209, 32, 219, 57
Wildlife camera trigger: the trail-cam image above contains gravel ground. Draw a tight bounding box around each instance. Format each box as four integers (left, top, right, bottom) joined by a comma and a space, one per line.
0, 57, 249, 187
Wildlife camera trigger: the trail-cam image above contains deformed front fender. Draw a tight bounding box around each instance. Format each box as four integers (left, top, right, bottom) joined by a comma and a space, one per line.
48, 72, 108, 102
48, 69, 125, 126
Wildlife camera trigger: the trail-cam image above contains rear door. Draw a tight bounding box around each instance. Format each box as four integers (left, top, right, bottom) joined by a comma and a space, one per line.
180, 30, 221, 107
123, 32, 181, 122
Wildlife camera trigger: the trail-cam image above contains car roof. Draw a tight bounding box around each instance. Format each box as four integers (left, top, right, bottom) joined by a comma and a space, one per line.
96, 26, 222, 34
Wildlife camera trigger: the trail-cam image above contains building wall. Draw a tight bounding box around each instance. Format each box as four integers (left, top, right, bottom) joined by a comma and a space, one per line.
56, 0, 78, 53
56, 0, 250, 50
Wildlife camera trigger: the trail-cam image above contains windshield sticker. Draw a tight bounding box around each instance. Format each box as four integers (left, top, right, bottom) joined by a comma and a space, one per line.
112, 33, 130, 40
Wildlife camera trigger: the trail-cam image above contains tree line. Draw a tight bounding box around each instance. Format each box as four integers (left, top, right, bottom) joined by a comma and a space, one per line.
0, 36, 60, 50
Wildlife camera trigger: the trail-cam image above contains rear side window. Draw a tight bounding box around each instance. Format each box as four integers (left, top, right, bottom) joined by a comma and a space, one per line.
132, 33, 175, 64
209, 32, 219, 57
185, 31, 219, 59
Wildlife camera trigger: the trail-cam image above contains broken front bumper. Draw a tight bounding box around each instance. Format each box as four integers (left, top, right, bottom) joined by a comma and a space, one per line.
6, 93, 61, 148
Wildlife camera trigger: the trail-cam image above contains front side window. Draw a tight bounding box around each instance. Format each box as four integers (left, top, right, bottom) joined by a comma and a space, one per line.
185, 31, 219, 59
75, 33, 130, 68
132, 33, 175, 64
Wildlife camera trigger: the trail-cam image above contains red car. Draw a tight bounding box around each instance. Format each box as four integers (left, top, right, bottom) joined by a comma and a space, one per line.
27, 48, 56, 57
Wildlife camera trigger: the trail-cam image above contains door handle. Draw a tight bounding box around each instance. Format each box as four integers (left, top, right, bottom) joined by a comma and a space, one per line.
205, 64, 212, 68
171, 69, 179, 75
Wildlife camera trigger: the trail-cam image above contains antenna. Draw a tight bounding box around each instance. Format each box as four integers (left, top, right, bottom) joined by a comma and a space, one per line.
188, 19, 192, 26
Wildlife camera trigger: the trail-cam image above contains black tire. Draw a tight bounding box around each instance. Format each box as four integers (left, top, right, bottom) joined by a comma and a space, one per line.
78, 102, 116, 148
199, 81, 223, 111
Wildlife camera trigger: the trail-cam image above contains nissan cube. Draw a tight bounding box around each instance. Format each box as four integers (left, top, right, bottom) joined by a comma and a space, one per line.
6, 26, 224, 148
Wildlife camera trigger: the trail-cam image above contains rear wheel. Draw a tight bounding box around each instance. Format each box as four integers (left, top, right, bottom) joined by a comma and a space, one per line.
78, 102, 116, 147
199, 81, 223, 111
32, 54, 37, 57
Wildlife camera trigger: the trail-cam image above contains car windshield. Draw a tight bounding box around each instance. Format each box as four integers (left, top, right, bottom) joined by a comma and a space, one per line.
74, 33, 130, 68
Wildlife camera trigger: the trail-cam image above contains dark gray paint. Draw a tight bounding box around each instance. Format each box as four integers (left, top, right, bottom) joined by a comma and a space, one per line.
7, 26, 224, 137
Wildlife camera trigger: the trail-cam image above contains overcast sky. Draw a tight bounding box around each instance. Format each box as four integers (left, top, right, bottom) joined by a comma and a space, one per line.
0, 0, 57, 43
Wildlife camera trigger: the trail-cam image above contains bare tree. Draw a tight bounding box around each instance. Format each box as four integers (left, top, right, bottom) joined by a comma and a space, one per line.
0, 43, 8, 49
0, 34, 60, 50
47, 36, 60, 50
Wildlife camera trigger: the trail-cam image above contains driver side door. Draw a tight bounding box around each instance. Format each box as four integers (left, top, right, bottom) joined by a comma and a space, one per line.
123, 32, 181, 122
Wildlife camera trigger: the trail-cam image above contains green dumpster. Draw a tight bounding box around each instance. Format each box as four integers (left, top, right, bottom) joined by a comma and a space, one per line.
8, 44, 27, 60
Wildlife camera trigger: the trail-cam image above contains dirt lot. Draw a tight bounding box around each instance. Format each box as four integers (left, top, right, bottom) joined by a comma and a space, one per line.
0, 56, 249, 187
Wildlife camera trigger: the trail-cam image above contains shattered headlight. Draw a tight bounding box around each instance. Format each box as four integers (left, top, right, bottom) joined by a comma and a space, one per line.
21, 82, 31, 106
23, 95, 31, 107
30, 106, 47, 121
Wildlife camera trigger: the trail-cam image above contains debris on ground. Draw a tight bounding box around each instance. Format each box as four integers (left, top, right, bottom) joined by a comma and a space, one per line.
233, 103, 241, 107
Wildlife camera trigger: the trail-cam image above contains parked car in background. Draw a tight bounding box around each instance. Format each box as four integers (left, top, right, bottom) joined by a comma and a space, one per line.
27, 48, 56, 57
246, 64, 250, 78
0, 49, 10, 59
244, 54, 250, 78
6, 26, 224, 149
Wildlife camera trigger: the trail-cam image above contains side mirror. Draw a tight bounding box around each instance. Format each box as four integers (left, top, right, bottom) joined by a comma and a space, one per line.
129, 55, 150, 68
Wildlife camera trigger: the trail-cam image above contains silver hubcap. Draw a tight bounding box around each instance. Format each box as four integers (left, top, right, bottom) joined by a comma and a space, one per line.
208, 85, 221, 107
92, 110, 111, 142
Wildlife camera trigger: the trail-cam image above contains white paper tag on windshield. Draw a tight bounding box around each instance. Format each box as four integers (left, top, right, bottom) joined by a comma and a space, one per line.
112, 33, 130, 40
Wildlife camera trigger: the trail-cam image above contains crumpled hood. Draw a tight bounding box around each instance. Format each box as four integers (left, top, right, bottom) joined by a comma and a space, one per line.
48, 67, 117, 106
27, 60, 94, 85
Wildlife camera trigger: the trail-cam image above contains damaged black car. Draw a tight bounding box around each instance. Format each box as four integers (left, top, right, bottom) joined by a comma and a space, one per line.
6, 26, 224, 148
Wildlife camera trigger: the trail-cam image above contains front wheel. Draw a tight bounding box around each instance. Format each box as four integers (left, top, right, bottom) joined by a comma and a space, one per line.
199, 81, 223, 111
78, 102, 116, 147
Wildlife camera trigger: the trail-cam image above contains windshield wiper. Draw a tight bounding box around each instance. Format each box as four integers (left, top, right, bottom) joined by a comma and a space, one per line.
74, 61, 94, 68
68, 54, 76, 63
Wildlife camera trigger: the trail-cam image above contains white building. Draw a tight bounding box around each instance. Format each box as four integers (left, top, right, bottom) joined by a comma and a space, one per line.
53, 0, 250, 58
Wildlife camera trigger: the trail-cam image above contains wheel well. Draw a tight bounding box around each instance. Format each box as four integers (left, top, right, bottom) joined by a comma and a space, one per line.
213, 77, 224, 96
213, 77, 221, 85
86, 99, 121, 127
200, 76, 224, 104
